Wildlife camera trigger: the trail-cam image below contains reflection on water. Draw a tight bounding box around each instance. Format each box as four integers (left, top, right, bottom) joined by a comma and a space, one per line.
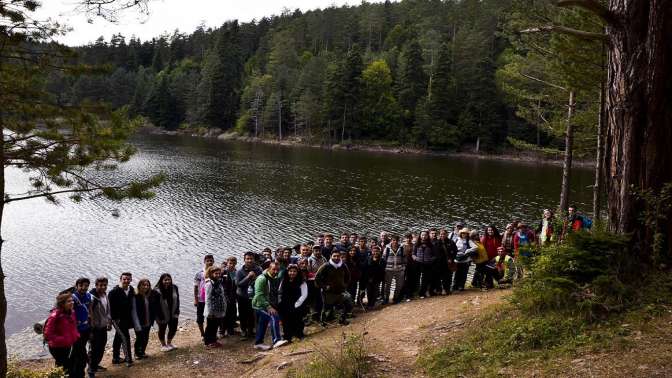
3, 134, 593, 335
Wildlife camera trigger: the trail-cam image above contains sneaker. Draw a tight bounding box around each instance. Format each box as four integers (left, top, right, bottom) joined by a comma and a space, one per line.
95, 366, 107, 372
168, 344, 177, 350
254, 344, 271, 351
206, 342, 223, 349
125, 360, 133, 367
272, 339, 289, 349
160, 345, 172, 352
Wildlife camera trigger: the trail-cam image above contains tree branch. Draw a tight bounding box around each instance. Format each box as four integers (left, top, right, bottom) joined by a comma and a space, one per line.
4, 185, 123, 204
555, 0, 617, 25
520, 25, 608, 41
519, 71, 568, 91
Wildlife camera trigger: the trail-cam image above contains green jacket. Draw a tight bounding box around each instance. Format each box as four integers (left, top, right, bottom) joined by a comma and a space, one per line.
252, 271, 280, 311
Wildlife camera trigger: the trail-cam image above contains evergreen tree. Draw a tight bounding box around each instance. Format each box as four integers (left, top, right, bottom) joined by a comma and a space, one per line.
146, 73, 181, 129
397, 39, 427, 126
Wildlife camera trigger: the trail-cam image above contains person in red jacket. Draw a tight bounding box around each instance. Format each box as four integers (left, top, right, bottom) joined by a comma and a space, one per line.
480, 225, 501, 260
44, 293, 80, 376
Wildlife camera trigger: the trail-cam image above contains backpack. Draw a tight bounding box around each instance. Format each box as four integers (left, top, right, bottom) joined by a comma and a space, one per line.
580, 215, 593, 229
35, 309, 55, 346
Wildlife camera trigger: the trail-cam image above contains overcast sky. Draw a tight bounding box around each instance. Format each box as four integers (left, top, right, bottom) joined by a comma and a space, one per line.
36, 0, 379, 46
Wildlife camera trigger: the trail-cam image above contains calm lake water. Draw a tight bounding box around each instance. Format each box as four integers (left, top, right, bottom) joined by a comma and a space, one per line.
3, 133, 593, 336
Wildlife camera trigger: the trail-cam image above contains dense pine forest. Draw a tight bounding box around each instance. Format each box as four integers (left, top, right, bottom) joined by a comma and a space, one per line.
49, 0, 603, 154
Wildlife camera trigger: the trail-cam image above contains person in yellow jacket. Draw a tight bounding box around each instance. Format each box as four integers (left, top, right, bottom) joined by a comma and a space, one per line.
494, 246, 514, 286
470, 230, 490, 289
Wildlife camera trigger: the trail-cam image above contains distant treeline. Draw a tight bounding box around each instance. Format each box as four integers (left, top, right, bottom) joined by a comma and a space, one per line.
48, 0, 562, 152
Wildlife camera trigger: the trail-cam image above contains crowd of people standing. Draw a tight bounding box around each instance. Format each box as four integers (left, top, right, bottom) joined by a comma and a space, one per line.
41, 205, 591, 377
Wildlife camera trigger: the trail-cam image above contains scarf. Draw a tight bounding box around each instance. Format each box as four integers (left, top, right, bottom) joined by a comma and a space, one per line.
208, 278, 226, 314
329, 259, 343, 269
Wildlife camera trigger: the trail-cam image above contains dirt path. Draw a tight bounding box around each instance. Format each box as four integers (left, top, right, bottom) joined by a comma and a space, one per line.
19, 289, 509, 377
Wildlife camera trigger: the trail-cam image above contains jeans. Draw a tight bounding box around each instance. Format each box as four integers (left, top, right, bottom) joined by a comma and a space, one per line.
112, 326, 132, 362
366, 280, 382, 307
472, 262, 488, 288
419, 262, 435, 296
383, 269, 405, 303
237, 295, 255, 336
157, 318, 178, 345
436, 262, 454, 293
71, 330, 89, 378
255, 309, 282, 345
204, 316, 222, 344
280, 305, 306, 341
307, 281, 323, 319
453, 262, 471, 291
49, 346, 73, 375
221, 299, 237, 335
88, 327, 107, 373
134, 326, 151, 357
322, 292, 353, 322
403, 263, 419, 298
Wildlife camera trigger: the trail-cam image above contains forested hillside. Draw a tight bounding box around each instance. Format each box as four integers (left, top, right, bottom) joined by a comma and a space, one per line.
49, 0, 601, 153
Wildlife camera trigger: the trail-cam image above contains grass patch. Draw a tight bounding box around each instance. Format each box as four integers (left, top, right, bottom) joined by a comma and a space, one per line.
7, 361, 63, 378
287, 331, 370, 378
420, 231, 672, 377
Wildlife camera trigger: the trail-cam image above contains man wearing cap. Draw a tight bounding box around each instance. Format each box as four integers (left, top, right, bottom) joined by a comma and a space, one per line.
454, 228, 478, 291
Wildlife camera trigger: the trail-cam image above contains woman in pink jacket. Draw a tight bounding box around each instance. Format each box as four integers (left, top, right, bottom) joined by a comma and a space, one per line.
44, 293, 80, 375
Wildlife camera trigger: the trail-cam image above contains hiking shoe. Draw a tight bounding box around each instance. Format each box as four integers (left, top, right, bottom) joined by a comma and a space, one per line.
125, 360, 133, 367
168, 343, 177, 350
272, 339, 289, 349
112, 358, 122, 365
206, 342, 223, 349
160, 345, 172, 352
95, 366, 107, 372
254, 344, 271, 351
339, 319, 350, 326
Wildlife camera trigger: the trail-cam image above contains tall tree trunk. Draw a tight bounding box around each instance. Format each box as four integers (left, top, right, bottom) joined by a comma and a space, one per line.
341, 105, 347, 145
593, 68, 605, 220
605, 0, 672, 259
0, 115, 7, 378
278, 96, 282, 140
559, 91, 575, 214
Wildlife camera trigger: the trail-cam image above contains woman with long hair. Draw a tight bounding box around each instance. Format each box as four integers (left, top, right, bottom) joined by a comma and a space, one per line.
132, 279, 155, 359
279, 264, 308, 342
44, 293, 79, 375
344, 246, 362, 305
204, 265, 226, 348
152, 273, 180, 351
413, 230, 436, 298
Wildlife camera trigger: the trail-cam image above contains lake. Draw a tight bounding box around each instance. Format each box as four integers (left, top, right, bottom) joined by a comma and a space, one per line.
3, 133, 594, 336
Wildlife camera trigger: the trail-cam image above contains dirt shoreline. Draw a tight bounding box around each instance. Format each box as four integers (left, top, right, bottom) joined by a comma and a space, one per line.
15, 289, 509, 377
142, 126, 596, 169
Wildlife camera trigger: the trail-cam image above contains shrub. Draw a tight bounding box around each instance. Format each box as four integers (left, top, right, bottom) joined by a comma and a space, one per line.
7, 361, 63, 378
288, 332, 369, 378
511, 230, 635, 320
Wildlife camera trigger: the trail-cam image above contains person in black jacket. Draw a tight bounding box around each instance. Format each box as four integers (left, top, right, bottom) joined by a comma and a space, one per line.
108, 272, 135, 366
436, 229, 458, 295
278, 264, 308, 342
363, 246, 386, 309
131, 279, 155, 359
153, 273, 180, 352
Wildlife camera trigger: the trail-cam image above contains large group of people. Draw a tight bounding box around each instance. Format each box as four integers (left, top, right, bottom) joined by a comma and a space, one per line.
41, 205, 592, 377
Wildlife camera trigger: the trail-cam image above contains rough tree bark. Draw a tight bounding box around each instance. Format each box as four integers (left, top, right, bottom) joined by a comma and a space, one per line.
559, 91, 575, 214
593, 72, 605, 220
0, 115, 6, 378
603, 0, 672, 257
